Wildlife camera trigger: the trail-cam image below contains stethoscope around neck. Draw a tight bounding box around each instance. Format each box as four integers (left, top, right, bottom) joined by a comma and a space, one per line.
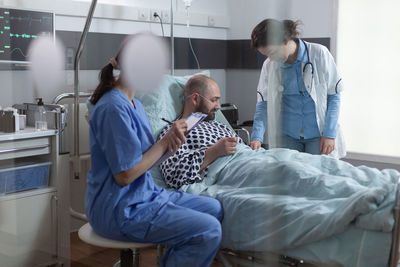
301, 39, 314, 92
257, 39, 315, 101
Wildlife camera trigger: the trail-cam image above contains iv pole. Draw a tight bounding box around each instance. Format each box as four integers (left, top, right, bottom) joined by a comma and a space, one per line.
73, 0, 97, 181
71, 0, 97, 221
170, 0, 175, 75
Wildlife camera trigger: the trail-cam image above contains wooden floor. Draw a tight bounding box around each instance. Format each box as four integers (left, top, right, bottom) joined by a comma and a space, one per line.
71, 232, 223, 267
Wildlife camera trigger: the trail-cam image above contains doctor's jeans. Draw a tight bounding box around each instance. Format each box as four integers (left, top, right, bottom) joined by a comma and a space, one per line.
281, 134, 321, 155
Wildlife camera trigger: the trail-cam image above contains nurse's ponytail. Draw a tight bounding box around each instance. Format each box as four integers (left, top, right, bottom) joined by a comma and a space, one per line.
90, 35, 135, 105
251, 19, 301, 49
90, 61, 117, 105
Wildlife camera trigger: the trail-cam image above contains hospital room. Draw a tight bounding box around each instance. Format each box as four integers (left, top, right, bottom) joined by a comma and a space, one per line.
1, 0, 400, 266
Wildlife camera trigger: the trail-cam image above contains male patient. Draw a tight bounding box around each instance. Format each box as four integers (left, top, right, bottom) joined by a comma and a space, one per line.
159, 75, 242, 188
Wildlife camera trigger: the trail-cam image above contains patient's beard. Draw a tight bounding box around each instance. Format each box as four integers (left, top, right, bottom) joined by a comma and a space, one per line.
197, 99, 216, 121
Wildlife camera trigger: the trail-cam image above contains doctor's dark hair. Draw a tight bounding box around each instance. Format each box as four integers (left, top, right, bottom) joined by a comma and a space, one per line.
90, 35, 135, 105
251, 19, 301, 49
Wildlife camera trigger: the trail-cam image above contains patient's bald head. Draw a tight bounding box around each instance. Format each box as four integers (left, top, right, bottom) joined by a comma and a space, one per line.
183, 75, 214, 98
183, 75, 221, 121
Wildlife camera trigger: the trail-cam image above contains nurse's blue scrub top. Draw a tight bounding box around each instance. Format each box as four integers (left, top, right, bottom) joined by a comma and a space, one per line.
85, 89, 169, 240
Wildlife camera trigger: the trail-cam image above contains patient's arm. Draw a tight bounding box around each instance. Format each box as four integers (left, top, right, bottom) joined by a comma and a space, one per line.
200, 137, 237, 171
158, 121, 240, 189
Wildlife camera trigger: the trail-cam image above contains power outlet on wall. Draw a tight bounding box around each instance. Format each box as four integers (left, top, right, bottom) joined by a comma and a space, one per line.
150, 9, 161, 22
138, 8, 149, 21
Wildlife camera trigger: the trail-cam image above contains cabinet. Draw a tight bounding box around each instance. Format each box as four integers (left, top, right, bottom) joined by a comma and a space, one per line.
0, 128, 65, 267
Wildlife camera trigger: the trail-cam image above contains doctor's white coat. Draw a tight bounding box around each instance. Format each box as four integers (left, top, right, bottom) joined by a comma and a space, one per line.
257, 41, 346, 158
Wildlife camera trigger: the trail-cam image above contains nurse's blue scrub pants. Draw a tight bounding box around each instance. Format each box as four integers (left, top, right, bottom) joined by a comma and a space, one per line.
124, 191, 223, 267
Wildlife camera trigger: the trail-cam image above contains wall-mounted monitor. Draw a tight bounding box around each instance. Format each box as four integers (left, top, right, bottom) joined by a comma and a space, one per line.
0, 7, 54, 63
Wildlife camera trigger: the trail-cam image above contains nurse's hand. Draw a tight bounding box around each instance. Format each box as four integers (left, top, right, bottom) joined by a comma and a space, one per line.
320, 137, 335, 155
250, 140, 261, 150
162, 119, 188, 153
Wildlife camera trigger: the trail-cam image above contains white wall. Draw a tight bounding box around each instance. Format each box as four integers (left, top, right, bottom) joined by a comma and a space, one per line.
227, 0, 337, 54
225, 0, 338, 123
337, 0, 400, 159
0, 0, 229, 108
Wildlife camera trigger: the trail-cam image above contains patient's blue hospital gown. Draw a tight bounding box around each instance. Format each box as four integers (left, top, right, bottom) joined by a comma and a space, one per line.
85, 89, 223, 267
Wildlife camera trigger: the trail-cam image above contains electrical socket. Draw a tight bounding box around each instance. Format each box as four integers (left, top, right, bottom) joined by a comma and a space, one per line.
138, 8, 149, 21
208, 16, 216, 27
161, 10, 170, 24
150, 9, 161, 22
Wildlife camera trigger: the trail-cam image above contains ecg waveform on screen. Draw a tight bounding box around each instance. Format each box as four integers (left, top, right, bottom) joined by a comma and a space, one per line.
9, 47, 27, 58
0, 8, 53, 62
9, 33, 40, 39
9, 15, 52, 26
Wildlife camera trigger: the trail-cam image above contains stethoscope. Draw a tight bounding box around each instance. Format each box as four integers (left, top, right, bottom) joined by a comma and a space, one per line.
257, 39, 314, 101
302, 39, 314, 93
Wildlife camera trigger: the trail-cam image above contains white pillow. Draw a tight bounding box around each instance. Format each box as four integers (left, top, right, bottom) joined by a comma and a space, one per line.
135, 70, 210, 140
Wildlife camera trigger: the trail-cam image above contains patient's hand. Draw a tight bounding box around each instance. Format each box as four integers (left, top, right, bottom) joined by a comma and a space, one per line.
161, 119, 188, 153
250, 140, 261, 150
212, 137, 237, 157
200, 137, 237, 171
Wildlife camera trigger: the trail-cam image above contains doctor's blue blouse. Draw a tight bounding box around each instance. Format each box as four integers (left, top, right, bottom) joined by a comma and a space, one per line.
251, 39, 340, 142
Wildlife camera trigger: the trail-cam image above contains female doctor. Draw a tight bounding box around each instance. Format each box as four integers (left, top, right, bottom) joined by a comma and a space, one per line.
249, 19, 345, 158
86, 35, 223, 267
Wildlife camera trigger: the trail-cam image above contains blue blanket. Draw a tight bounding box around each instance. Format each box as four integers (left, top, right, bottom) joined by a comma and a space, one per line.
176, 144, 399, 251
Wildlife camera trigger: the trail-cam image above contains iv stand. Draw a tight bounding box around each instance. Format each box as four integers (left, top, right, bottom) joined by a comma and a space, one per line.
70, 0, 97, 221
170, 0, 175, 75
73, 0, 97, 181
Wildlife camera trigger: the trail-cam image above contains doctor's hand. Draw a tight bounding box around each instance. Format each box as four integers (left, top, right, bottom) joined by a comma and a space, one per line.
161, 119, 188, 153
320, 137, 335, 155
249, 140, 262, 150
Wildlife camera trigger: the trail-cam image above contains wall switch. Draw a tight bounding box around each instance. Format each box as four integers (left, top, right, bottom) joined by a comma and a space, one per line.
161, 10, 170, 24
138, 9, 149, 21
208, 16, 216, 27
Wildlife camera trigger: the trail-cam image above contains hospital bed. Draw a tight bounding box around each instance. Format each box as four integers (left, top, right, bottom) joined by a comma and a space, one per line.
134, 71, 400, 267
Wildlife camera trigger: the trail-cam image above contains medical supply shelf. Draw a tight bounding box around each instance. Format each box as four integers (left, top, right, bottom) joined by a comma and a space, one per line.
0, 127, 65, 267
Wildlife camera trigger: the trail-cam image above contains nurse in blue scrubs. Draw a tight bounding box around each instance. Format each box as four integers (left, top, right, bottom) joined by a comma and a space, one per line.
86, 38, 223, 267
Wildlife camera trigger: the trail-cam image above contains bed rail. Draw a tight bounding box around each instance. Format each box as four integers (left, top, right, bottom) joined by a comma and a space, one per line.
389, 176, 400, 267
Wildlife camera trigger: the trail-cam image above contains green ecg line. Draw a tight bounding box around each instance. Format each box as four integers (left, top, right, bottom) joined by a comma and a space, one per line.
9, 48, 28, 58
9, 33, 38, 38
